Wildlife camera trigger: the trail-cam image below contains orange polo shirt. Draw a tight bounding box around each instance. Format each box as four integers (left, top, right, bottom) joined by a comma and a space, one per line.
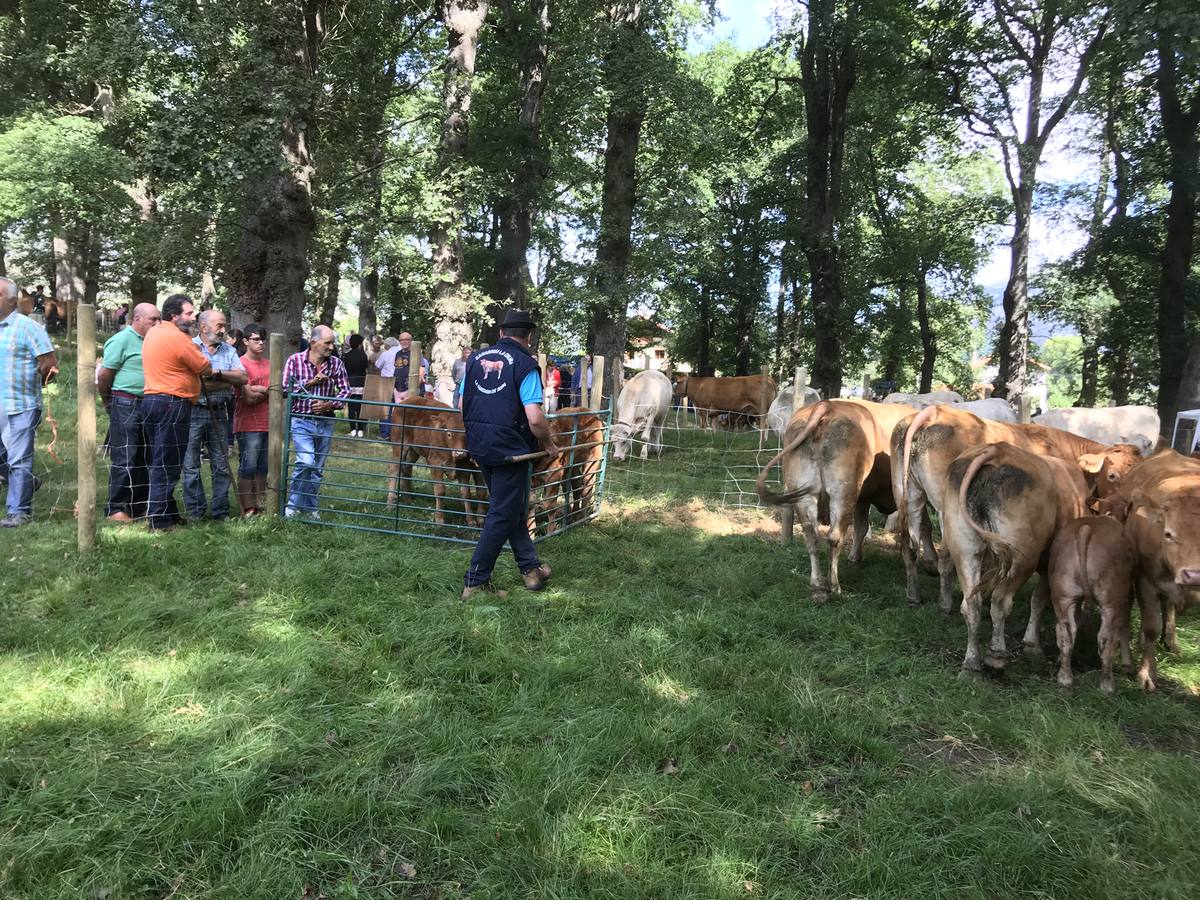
142, 321, 209, 400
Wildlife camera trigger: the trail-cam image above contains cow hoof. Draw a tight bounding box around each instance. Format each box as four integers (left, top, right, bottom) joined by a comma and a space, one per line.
1163, 638, 1182, 655
1056, 674, 1073, 690
984, 653, 1009, 671
939, 603, 955, 618
1099, 678, 1115, 696
920, 559, 938, 575
1138, 675, 1157, 693
907, 596, 921, 608
1022, 642, 1043, 658
811, 591, 829, 605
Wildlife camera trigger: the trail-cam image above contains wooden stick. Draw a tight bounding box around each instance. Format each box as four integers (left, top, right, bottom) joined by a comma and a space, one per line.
266, 333, 285, 516
76, 304, 96, 551
409, 340, 422, 396
759, 364, 771, 449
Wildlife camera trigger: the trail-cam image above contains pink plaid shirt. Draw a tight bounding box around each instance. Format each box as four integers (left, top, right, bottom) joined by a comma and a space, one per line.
283, 350, 350, 416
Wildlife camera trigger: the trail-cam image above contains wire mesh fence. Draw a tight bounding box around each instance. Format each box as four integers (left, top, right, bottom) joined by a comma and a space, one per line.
603, 401, 787, 509
280, 394, 612, 543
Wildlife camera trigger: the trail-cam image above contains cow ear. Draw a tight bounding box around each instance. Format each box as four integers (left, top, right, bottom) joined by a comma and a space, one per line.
1077, 453, 1105, 474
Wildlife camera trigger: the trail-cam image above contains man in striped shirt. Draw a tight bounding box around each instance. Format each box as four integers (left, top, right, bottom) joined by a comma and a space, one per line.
0, 276, 58, 527
283, 324, 350, 519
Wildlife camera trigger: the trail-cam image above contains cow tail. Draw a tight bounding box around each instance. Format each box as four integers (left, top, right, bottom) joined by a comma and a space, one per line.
896, 404, 939, 537
1076, 523, 1092, 607
755, 401, 830, 506
958, 444, 1015, 580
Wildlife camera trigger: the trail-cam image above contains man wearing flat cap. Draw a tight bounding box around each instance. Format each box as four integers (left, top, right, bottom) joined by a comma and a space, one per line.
458, 309, 559, 600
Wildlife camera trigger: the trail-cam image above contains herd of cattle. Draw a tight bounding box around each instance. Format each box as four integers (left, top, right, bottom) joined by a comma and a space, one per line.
374, 368, 1197, 694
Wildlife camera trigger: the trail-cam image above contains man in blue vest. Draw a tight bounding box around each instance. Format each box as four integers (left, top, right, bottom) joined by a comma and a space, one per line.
459, 309, 559, 600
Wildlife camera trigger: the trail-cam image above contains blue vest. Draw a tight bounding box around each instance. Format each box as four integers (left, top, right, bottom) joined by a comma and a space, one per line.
462, 338, 540, 465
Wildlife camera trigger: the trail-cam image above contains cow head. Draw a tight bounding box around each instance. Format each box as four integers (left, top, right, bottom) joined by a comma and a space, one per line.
1078, 444, 1142, 498
610, 422, 633, 461
1139, 493, 1200, 587
1089, 495, 1130, 522
671, 374, 688, 398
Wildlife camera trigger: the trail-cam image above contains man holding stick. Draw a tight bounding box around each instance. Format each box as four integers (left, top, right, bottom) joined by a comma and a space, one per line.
458, 309, 559, 599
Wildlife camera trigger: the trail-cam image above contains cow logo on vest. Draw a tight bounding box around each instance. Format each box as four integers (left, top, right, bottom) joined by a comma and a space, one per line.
473, 349, 514, 395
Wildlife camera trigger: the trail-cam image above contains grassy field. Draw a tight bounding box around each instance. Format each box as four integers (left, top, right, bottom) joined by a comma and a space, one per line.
2, 343, 1200, 899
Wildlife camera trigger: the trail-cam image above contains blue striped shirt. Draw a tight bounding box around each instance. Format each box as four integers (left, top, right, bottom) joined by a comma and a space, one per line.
192, 336, 244, 404
0, 311, 54, 413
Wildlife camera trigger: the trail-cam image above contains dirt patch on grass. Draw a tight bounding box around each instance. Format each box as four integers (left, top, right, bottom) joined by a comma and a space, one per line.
609, 498, 781, 540
1120, 723, 1200, 759
901, 728, 1015, 773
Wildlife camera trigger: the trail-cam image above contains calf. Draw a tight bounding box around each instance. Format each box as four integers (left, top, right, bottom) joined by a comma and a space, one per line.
1118, 451, 1200, 689
672, 373, 777, 430
1048, 516, 1135, 694
385, 397, 482, 528
529, 407, 605, 533
941, 442, 1089, 673
756, 400, 913, 602
892, 404, 1142, 611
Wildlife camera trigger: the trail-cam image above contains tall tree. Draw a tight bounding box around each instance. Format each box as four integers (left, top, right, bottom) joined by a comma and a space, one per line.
1152, 0, 1200, 431
939, 0, 1109, 398
797, 0, 857, 399
226, 1, 327, 345
589, 2, 651, 400
429, 0, 491, 400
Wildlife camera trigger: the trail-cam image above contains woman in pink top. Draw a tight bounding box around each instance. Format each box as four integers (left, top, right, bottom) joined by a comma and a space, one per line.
234, 324, 271, 514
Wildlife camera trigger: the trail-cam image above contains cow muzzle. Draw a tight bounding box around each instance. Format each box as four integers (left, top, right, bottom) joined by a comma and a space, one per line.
1178, 569, 1200, 587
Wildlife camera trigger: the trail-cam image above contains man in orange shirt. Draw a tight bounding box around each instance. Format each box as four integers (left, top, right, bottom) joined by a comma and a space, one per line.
141, 294, 212, 530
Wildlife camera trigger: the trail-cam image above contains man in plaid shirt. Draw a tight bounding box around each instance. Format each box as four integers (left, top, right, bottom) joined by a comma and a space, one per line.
0, 277, 58, 526
283, 324, 350, 518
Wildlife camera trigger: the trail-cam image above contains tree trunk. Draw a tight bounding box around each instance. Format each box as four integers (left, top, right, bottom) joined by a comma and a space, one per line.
1076, 335, 1099, 407
128, 178, 158, 303
429, 0, 490, 402
773, 263, 788, 378
53, 226, 86, 309
917, 267, 935, 393
589, 4, 648, 401
486, 0, 550, 338
1177, 335, 1200, 428
697, 283, 712, 376
0, 233, 7, 276
225, 2, 325, 349
358, 263, 378, 338
318, 226, 350, 326
83, 229, 100, 307
1153, 28, 1200, 434
799, 0, 855, 400
200, 210, 218, 305
995, 179, 1034, 398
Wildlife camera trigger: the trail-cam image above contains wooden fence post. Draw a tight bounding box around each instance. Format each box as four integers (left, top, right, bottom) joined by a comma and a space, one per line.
1018, 394, 1031, 424
408, 340, 422, 395
267, 333, 285, 516
589, 356, 605, 411
862, 372, 872, 400
795, 365, 807, 392
759, 364, 772, 449
580, 356, 590, 409
76, 304, 96, 550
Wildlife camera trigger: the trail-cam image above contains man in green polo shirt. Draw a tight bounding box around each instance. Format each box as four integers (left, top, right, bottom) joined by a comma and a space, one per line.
98, 302, 161, 522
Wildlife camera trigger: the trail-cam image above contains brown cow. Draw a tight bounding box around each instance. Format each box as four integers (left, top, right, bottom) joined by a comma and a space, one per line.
529, 407, 605, 534
941, 442, 1089, 673
1118, 451, 1200, 690
385, 396, 483, 528
756, 400, 914, 602
892, 404, 1142, 612
672, 374, 776, 430
1048, 516, 1135, 694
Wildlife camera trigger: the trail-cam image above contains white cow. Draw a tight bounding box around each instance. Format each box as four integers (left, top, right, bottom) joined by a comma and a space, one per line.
956, 398, 1017, 423
767, 381, 823, 438
1033, 405, 1161, 456
611, 369, 673, 461
882, 390, 964, 408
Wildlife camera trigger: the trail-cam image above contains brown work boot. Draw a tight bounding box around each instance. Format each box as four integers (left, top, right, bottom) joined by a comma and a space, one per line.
461, 582, 509, 601
106, 511, 133, 524
521, 563, 552, 592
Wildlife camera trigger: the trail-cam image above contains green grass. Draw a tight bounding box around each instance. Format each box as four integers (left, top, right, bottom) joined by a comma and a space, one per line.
2, 342, 1199, 899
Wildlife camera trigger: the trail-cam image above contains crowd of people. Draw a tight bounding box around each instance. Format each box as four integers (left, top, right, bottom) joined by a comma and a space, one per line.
0, 278, 597, 543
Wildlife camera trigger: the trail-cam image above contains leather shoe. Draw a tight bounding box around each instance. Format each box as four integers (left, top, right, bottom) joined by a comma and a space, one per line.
461, 582, 508, 601
521, 563, 552, 592
106, 511, 133, 524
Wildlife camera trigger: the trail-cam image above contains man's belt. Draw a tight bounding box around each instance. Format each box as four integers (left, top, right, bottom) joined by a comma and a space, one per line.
111, 390, 142, 401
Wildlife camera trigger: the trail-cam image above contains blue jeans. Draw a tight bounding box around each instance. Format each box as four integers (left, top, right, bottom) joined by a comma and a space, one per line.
106, 395, 149, 518
1, 407, 41, 517
465, 462, 541, 587
183, 403, 232, 519
236, 431, 268, 477
141, 394, 192, 529
286, 416, 334, 515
